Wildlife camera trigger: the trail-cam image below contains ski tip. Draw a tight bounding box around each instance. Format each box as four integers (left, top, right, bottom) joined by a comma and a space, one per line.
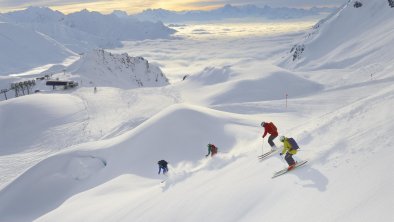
271, 160, 308, 178
298, 160, 308, 165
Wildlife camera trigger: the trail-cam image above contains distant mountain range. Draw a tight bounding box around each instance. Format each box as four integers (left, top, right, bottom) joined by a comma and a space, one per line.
0, 6, 175, 75
1, 6, 175, 52
133, 4, 337, 22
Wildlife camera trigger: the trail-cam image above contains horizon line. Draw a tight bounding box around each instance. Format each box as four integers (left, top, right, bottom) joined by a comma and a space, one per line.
0, 3, 338, 15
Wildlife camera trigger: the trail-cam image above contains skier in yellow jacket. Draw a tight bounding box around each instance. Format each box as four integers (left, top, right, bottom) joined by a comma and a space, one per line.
279, 136, 298, 170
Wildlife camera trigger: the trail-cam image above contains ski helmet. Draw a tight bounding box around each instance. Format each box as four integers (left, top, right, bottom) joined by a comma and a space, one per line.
279, 136, 285, 142
261, 121, 266, 127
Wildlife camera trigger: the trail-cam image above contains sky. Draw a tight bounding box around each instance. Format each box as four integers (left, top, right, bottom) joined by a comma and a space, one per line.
0, 0, 347, 14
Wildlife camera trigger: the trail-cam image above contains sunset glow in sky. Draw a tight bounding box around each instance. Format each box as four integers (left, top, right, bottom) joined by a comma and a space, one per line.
47, 0, 222, 14
0, 0, 346, 14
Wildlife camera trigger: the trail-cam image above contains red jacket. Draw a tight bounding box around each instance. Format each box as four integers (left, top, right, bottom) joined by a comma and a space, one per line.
262, 122, 278, 138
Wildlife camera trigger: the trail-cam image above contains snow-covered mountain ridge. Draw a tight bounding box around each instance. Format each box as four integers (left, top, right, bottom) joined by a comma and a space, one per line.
67, 49, 169, 89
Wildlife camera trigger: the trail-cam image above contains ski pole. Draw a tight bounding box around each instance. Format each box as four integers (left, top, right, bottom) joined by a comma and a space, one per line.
279, 153, 286, 165
262, 138, 264, 155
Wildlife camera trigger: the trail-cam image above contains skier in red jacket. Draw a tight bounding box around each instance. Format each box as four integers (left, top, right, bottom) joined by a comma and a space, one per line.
261, 121, 279, 151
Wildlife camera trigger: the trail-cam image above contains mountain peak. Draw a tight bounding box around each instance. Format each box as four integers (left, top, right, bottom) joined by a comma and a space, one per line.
25, 6, 54, 12
111, 10, 129, 18
69, 49, 169, 88
4, 6, 64, 23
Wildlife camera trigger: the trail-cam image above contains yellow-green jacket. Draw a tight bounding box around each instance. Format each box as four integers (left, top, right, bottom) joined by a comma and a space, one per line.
281, 137, 298, 155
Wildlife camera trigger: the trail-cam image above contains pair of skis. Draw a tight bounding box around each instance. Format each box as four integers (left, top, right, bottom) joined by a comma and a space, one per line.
258, 149, 279, 161
258, 149, 308, 178
271, 160, 308, 178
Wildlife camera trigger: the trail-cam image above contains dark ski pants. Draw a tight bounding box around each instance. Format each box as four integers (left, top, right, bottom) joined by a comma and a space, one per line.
268, 134, 277, 147
285, 153, 296, 166
158, 166, 168, 175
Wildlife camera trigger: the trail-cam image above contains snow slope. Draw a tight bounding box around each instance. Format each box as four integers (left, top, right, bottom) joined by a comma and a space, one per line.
1, 77, 393, 222
0, 94, 88, 191
0, 103, 249, 221
0, 94, 87, 154
177, 66, 323, 105
280, 0, 394, 71
0, 22, 74, 75
0, 86, 178, 190
1, 1, 394, 222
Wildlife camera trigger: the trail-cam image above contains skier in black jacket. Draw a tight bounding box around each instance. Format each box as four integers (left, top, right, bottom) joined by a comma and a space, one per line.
157, 160, 168, 175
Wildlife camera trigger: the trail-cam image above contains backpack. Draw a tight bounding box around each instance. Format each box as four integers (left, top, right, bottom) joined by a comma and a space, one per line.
287, 138, 299, 150
211, 145, 218, 153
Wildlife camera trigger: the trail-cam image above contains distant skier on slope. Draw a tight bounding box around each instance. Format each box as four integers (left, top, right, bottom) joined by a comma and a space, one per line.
261, 121, 279, 151
205, 143, 218, 157
279, 136, 299, 170
157, 160, 168, 175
